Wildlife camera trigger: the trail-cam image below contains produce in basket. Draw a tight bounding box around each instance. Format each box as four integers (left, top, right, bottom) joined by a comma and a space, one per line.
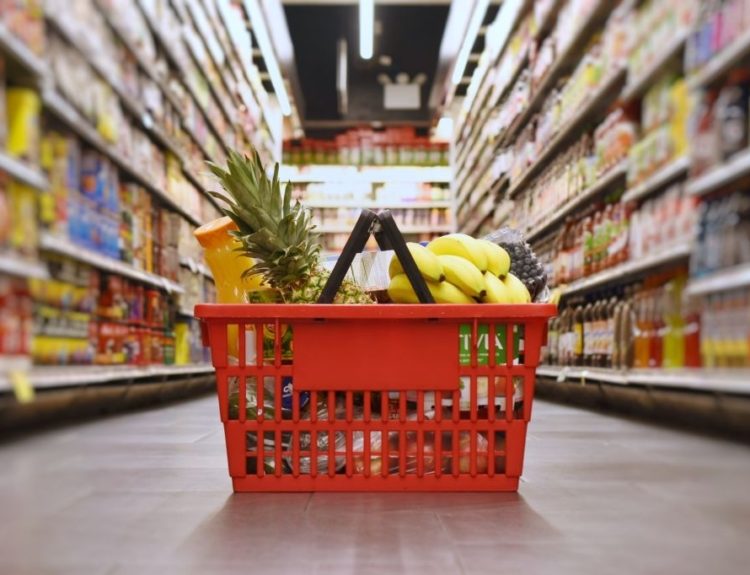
484, 228, 548, 301
387, 233, 531, 304
206, 149, 373, 304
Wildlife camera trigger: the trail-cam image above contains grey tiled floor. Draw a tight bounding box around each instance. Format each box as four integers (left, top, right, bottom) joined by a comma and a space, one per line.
1, 396, 748, 574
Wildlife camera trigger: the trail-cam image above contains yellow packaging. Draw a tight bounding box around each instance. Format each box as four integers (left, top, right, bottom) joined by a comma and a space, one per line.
670, 79, 691, 158
6, 88, 41, 163
9, 181, 38, 255
174, 322, 190, 365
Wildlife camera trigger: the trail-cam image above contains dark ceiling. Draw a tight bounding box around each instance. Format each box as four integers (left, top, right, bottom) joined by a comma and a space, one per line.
284, 3, 450, 137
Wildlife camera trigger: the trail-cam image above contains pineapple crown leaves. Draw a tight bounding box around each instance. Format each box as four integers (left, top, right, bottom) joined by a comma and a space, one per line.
207, 149, 322, 294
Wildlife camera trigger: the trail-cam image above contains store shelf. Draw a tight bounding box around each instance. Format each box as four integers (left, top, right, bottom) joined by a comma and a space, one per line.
304, 200, 452, 209
508, 67, 627, 199
686, 147, 750, 198
0, 253, 49, 280
688, 29, 750, 89
39, 233, 185, 294
0, 152, 49, 191
621, 156, 690, 204
46, 13, 186, 161
316, 224, 452, 235
179, 257, 214, 280
500, 0, 615, 147
562, 242, 691, 297
182, 21, 235, 129
536, 365, 628, 385
0, 22, 47, 79
622, 29, 689, 102
0, 355, 33, 376
92, 0, 179, 110
537, 364, 750, 395
461, 194, 496, 236
687, 264, 750, 297
135, 0, 231, 155
43, 90, 203, 227
280, 166, 451, 184
525, 161, 628, 242
0, 364, 214, 392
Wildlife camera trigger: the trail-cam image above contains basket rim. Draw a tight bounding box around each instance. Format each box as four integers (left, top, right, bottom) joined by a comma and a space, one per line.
194, 303, 558, 320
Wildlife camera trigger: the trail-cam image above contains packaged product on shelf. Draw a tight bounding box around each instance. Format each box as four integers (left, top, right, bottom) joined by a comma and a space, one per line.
628, 77, 691, 185
0, 276, 32, 358
699, 288, 750, 368
686, 0, 750, 73
715, 69, 750, 161
0, 55, 5, 149
1, 0, 45, 54
8, 180, 38, 257
627, 0, 698, 75
691, 191, 750, 277
5, 87, 40, 164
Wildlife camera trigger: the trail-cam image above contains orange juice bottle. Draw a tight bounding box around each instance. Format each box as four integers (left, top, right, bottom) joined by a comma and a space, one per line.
194, 217, 266, 359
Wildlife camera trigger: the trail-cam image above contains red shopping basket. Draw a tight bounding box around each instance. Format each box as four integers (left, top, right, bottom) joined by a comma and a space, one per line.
195, 210, 556, 491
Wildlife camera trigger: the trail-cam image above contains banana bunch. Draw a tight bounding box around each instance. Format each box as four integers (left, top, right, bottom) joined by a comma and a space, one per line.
387, 234, 532, 304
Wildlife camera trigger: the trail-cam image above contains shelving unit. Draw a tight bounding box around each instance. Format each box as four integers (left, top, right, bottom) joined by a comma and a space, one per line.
280, 165, 451, 184
454, 0, 619, 233
0, 364, 214, 392
0, 254, 49, 281
562, 242, 691, 297
686, 148, 750, 198
621, 29, 689, 102
305, 201, 452, 210
621, 156, 690, 203
524, 161, 628, 242
686, 264, 750, 297
39, 233, 185, 295
537, 365, 750, 395
688, 28, 750, 89
42, 89, 204, 227
498, 0, 615, 150
0, 0, 293, 402
0, 151, 49, 191
452, 0, 750, 402
0, 21, 46, 79
317, 224, 453, 235
507, 66, 627, 199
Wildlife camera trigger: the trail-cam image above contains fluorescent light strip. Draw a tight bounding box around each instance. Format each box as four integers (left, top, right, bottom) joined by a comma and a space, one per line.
451, 0, 490, 85
337, 38, 348, 115
244, 0, 292, 116
360, 0, 374, 59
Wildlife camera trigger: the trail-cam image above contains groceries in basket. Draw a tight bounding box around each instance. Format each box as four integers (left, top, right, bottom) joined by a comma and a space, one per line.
351, 425, 495, 475
195, 147, 548, 308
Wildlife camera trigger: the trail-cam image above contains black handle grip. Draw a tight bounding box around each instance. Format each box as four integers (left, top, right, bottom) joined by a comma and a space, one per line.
316, 209, 434, 304
317, 210, 377, 303
375, 210, 433, 303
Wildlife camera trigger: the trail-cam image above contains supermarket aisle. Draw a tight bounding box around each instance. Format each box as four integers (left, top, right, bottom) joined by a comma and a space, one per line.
0, 398, 747, 575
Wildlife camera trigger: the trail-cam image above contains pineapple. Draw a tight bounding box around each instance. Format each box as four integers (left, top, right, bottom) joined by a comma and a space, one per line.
208, 149, 372, 304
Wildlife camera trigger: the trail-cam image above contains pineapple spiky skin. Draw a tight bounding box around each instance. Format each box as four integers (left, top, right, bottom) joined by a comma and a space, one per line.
208, 149, 372, 304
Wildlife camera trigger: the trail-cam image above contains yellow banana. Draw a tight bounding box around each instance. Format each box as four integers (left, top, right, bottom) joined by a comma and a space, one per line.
437, 254, 486, 298
388, 242, 445, 282
477, 239, 511, 277
388, 273, 475, 304
502, 273, 532, 303
482, 272, 513, 303
427, 233, 488, 272
432, 280, 476, 304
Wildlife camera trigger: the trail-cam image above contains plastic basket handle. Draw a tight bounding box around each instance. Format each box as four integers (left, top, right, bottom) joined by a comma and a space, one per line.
375, 210, 433, 303
316, 209, 434, 303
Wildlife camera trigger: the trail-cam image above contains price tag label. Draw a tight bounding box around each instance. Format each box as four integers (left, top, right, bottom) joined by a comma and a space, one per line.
10, 371, 35, 404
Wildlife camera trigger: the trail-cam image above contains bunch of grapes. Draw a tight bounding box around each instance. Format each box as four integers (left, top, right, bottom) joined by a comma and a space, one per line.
498, 241, 547, 300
